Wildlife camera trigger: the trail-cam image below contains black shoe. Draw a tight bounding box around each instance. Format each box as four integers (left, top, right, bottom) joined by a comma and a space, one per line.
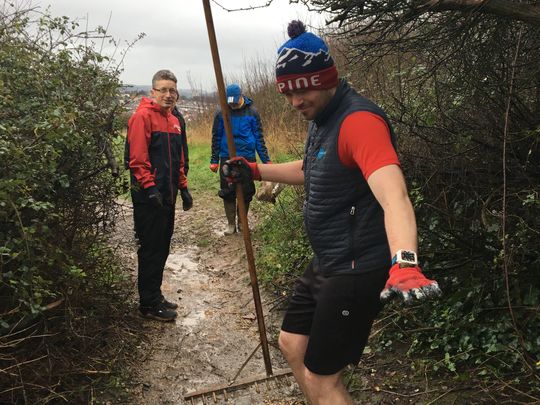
161, 297, 179, 310
139, 304, 177, 322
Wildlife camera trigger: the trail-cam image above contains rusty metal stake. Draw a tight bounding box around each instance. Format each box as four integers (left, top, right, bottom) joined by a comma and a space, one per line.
201, 0, 272, 377
184, 4, 295, 402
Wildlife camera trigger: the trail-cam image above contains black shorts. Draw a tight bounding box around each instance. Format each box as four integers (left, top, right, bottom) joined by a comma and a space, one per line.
281, 261, 388, 375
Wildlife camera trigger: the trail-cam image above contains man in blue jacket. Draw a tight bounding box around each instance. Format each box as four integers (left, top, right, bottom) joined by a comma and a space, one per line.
210, 83, 271, 235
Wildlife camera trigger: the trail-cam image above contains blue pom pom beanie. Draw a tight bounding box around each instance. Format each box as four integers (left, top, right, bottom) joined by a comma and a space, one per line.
275, 20, 338, 93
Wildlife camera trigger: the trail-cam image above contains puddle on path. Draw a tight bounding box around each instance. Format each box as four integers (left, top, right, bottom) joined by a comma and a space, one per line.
163, 249, 212, 331
166, 252, 199, 274
120, 207, 302, 404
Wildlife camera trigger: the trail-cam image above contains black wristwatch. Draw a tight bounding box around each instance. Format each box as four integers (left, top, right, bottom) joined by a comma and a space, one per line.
391, 250, 418, 268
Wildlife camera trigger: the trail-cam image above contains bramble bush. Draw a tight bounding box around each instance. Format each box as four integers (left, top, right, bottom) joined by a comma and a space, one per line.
356, 18, 540, 387
0, 3, 131, 402
252, 10, 539, 399
0, 3, 123, 326
255, 185, 311, 295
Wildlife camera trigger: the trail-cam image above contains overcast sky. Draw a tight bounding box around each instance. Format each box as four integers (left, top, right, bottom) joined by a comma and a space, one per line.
40, 0, 327, 90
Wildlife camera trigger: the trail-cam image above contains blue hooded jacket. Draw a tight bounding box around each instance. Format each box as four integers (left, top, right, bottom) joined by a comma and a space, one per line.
210, 96, 270, 163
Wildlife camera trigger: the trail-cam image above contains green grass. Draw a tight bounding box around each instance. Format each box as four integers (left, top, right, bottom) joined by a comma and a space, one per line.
186, 143, 219, 197
116, 139, 220, 200
270, 150, 301, 163
185, 142, 298, 197
197, 238, 210, 248
117, 136, 299, 218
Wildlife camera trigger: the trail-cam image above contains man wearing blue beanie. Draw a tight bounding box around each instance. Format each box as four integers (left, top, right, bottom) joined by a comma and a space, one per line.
224, 21, 441, 404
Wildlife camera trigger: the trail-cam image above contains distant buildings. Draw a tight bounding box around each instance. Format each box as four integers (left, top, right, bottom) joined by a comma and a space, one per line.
120, 93, 214, 122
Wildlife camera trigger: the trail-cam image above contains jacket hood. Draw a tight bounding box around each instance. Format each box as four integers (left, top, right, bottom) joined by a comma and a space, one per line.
136, 97, 168, 114
241, 96, 253, 108
217, 95, 253, 113
215, 95, 254, 114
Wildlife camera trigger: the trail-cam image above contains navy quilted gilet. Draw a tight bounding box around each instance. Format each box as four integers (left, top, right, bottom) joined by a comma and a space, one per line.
303, 80, 396, 275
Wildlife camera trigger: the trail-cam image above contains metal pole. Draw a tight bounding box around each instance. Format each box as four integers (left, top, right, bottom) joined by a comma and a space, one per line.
202, 0, 273, 377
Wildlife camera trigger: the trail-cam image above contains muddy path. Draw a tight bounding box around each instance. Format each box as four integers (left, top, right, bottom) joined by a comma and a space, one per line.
109, 190, 475, 405
113, 191, 303, 405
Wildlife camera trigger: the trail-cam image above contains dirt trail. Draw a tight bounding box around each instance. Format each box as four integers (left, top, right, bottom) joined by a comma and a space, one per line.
109, 193, 467, 405
114, 193, 303, 404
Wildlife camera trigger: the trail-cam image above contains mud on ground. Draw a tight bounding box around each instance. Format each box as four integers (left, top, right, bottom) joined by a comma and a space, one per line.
110, 194, 303, 405
106, 191, 490, 405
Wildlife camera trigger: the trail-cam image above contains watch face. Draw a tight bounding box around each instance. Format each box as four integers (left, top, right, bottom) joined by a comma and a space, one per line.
402, 251, 416, 262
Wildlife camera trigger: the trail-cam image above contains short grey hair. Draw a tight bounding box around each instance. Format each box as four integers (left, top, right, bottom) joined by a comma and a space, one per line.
152, 70, 177, 87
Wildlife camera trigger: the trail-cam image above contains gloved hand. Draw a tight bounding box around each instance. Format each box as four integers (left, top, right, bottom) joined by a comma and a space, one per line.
147, 186, 163, 208
209, 163, 219, 173
222, 157, 261, 183
380, 263, 442, 304
180, 187, 193, 211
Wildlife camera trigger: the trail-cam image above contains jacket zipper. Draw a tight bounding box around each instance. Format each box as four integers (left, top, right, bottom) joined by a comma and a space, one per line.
349, 205, 356, 269
166, 116, 174, 204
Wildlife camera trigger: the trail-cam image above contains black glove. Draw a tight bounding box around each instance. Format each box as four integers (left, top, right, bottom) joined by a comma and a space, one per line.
147, 186, 163, 208
222, 157, 261, 184
180, 188, 193, 211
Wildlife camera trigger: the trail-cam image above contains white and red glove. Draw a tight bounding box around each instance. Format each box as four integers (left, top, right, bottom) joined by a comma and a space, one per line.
380, 264, 442, 304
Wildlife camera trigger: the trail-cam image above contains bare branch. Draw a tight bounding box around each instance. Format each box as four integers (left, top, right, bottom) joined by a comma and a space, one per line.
302, 0, 540, 26
419, 0, 540, 26
211, 0, 274, 12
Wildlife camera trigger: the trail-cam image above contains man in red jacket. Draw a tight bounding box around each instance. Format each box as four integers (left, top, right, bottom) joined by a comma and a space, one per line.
126, 69, 192, 321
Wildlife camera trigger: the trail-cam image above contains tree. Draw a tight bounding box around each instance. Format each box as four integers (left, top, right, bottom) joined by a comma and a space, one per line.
300, 0, 540, 26
294, 0, 540, 394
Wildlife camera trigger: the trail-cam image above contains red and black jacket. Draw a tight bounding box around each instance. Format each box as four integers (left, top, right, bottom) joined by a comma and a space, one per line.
126, 97, 187, 205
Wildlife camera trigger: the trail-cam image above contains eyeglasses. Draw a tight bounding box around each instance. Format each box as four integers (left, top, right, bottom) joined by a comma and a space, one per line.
153, 87, 178, 95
